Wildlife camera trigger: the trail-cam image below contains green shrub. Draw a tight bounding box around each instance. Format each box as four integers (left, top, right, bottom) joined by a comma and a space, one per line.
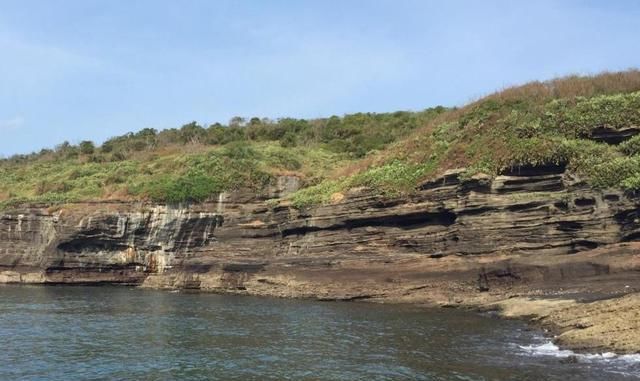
223, 142, 259, 160
351, 161, 433, 194
544, 91, 640, 136
280, 131, 297, 148
265, 148, 302, 170
620, 135, 640, 156
589, 156, 640, 188
622, 174, 640, 191
290, 179, 346, 208
111, 151, 128, 161
146, 171, 221, 204
79, 141, 95, 155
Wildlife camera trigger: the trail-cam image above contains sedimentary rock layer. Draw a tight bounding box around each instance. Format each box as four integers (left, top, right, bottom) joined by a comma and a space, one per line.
1, 167, 639, 352
1, 166, 638, 290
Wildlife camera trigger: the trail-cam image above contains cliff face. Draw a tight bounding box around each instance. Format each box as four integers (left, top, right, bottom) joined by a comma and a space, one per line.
0, 204, 221, 283
1, 166, 639, 304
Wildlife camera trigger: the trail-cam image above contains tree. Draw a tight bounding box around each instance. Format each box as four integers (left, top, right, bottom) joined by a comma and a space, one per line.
55, 141, 72, 153
229, 116, 246, 127
101, 140, 114, 153
79, 140, 95, 155
179, 122, 206, 144
280, 131, 297, 147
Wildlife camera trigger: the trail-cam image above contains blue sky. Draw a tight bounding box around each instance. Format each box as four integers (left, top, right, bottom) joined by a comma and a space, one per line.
1, 0, 639, 156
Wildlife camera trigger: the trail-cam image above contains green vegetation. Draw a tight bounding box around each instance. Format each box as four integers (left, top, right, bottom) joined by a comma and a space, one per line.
291, 70, 640, 206
0, 109, 445, 207
3, 70, 640, 210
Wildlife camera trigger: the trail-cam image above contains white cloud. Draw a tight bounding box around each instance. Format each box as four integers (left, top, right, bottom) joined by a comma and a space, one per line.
0, 116, 25, 131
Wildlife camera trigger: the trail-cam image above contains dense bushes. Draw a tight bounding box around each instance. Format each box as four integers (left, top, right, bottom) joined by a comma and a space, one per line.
3, 71, 640, 208
1, 108, 447, 167
543, 92, 640, 137
0, 141, 329, 206
289, 85, 640, 207
145, 171, 220, 203
620, 135, 640, 156
129, 145, 274, 203
0, 106, 446, 205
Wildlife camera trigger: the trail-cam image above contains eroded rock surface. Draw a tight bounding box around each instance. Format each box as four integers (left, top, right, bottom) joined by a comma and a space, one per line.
1, 167, 640, 352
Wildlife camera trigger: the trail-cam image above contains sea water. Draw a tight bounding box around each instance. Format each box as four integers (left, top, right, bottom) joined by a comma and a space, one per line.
0, 285, 637, 380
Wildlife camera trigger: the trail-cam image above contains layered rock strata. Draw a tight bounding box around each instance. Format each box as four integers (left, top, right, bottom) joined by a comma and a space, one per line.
1, 167, 639, 352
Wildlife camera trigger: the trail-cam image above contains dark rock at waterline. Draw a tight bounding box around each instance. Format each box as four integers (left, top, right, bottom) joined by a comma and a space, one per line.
559, 355, 580, 364
1, 169, 640, 354
1, 169, 639, 290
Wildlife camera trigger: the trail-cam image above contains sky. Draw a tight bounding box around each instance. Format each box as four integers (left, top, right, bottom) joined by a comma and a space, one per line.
0, 0, 639, 156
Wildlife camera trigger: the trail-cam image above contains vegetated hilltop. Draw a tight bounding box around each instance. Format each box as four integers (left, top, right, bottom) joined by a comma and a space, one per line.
2, 69, 640, 209
292, 69, 640, 206
0, 108, 446, 208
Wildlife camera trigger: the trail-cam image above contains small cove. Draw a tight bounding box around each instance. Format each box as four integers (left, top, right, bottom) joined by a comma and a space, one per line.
0, 285, 638, 381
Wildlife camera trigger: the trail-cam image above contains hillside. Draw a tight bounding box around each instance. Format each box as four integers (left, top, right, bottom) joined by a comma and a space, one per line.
293, 70, 640, 206
0, 109, 445, 208
3, 70, 640, 354
2, 70, 640, 210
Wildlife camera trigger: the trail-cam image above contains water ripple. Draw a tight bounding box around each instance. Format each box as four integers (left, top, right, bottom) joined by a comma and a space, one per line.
0, 285, 637, 381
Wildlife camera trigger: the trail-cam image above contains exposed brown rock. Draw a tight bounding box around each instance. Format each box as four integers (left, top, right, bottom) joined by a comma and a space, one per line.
1, 167, 640, 353
493, 292, 640, 354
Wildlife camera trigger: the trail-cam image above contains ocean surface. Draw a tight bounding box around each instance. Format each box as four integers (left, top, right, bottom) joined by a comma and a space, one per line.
0, 285, 638, 381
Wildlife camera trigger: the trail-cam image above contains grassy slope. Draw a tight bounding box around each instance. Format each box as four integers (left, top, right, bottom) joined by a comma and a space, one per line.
0, 109, 444, 208
292, 70, 640, 206
0, 143, 349, 206
2, 70, 640, 210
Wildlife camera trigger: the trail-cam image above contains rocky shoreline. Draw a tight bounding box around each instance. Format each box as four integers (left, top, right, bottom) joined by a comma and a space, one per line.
493, 292, 640, 355
1, 167, 639, 354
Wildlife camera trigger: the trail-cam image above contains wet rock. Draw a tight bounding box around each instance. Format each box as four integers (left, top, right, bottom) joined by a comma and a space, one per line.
559, 355, 579, 364
1, 166, 640, 354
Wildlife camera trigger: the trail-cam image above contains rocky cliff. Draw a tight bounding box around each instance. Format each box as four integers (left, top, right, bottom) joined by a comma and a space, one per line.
3, 165, 640, 352
1, 164, 638, 294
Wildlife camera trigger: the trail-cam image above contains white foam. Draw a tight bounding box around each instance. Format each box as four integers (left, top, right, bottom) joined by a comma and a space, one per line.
519, 341, 640, 364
